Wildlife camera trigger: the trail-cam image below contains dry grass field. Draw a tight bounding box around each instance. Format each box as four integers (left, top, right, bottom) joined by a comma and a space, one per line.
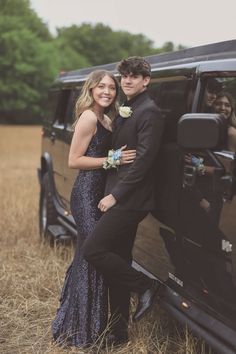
0, 125, 213, 354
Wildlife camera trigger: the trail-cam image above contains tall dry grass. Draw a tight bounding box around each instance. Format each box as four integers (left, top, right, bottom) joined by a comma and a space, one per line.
0, 125, 213, 354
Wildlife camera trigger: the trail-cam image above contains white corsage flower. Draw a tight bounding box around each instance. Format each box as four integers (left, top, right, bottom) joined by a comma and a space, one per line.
119, 106, 133, 118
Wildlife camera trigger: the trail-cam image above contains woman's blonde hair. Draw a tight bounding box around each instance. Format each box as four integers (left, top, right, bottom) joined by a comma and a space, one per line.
72, 70, 119, 129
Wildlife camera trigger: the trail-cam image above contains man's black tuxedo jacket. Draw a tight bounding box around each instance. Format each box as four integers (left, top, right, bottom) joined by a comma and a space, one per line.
105, 91, 164, 211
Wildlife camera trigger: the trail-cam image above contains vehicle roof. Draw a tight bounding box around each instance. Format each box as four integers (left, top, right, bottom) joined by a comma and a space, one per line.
55, 39, 236, 85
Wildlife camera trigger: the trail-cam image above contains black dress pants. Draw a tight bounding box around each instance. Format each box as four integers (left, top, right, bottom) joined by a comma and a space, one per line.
107, 214, 141, 337
83, 208, 152, 336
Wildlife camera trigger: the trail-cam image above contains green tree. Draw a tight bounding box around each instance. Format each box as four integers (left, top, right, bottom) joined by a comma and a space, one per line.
0, 0, 51, 40
176, 44, 188, 51
161, 41, 174, 52
57, 23, 157, 66
0, 0, 58, 123
54, 36, 90, 71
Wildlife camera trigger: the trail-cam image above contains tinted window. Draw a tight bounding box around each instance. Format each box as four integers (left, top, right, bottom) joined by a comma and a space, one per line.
45, 89, 60, 123
54, 89, 71, 125
66, 88, 82, 127
200, 76, 236, 113
148, 78, 190, 142
200, 75, 236, 151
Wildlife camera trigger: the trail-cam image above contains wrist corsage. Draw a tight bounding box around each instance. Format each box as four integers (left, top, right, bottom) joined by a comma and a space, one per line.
191, 156, 206, 175
119, 106, 133, 118
197, 163, 206, 175
103, 149, 122, 169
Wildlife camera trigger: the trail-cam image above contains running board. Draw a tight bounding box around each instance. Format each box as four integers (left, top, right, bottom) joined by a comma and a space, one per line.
48, 225, 73, 243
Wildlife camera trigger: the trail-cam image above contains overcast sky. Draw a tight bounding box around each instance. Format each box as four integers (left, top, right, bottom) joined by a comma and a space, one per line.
30, 0, 236, 48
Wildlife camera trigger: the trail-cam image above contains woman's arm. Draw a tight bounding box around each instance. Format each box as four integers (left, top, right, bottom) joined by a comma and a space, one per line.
68, 110, 136, 170
228, 126, 236, 152
68, 110, 106, 170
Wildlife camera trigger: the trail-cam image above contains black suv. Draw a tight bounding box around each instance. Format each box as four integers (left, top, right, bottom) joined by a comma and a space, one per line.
39, 40, 236, 354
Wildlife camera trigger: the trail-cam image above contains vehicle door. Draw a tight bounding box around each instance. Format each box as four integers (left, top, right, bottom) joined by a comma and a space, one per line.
133, 74, 194, 283
180, 72, 236, 330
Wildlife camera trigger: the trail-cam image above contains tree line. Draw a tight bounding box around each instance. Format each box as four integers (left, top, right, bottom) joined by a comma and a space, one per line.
0, 0, 186, 124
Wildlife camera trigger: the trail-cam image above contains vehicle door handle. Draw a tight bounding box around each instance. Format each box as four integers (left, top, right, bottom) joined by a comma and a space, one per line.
50, 132, 56, 143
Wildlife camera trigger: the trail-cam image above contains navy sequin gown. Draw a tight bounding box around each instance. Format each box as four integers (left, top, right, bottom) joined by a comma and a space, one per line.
52, 121, 112, 347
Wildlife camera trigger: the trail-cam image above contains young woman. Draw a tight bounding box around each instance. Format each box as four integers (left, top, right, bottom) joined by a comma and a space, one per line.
212, 91, 236, 152
51, 70, 136, 348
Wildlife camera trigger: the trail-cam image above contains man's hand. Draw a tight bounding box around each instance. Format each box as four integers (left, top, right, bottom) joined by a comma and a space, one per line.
98, 194, 117, 212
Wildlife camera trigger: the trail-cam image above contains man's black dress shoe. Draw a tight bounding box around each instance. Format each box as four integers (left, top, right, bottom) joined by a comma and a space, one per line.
133, 279, 160, 322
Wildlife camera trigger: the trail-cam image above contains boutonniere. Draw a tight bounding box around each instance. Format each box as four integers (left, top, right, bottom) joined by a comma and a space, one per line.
119, 106, 133, 118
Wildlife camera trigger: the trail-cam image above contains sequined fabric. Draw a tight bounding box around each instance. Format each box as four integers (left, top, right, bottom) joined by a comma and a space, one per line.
52, 121, 112, 348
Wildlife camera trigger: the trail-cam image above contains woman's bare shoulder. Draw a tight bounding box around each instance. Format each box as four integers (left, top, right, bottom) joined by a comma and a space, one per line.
74, 110, 97, 133
80, 109, 97, 123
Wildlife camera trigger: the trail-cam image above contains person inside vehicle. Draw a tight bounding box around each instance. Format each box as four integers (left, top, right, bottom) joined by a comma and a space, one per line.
212, 91, 236, 152
202, 78, 223, 112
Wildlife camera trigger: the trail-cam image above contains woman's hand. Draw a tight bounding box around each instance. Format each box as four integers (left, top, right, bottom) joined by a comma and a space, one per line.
200, 198, 210, 212
120, 145, 136, 165
98, 194, 116, 212
184, 153, 192, 164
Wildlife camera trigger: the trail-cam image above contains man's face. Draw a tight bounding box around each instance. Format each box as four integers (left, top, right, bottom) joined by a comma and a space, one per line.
120, 73, 150, 100
204, 88, 217, 107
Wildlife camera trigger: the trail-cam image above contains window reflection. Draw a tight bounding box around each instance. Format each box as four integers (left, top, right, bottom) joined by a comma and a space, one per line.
181, 76, 236, 311
201, 77, 236, 152
212, 92, 236, 152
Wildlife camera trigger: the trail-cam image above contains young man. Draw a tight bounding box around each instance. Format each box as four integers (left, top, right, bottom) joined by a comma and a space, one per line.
83, 56, 164, 345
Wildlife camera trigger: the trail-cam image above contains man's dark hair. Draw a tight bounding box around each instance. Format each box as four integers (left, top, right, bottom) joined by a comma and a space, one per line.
117, 56, 151, 77
206, 78, 223, 94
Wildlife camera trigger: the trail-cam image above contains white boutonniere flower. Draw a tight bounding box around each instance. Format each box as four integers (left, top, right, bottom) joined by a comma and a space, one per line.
119, 106, 133, 118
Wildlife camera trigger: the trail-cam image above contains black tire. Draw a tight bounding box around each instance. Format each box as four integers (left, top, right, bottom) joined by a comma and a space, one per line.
39, 173, 58, 245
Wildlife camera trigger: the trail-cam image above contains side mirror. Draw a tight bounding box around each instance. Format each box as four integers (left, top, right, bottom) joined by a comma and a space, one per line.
177, 113, 225, 149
